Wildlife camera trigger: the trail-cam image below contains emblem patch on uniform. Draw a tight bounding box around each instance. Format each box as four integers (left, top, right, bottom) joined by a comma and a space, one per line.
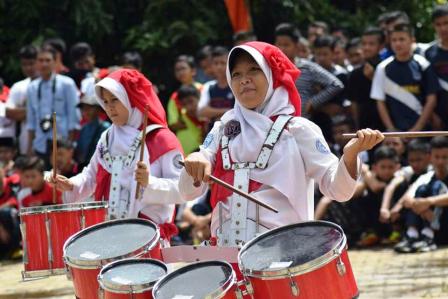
224, 119, 241, 139
315, 139, 330, 154
203, 133, 214, 148
173, 154, 183, 169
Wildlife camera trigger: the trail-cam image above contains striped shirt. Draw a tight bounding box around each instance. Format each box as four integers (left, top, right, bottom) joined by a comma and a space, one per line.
294, 58, 344, 116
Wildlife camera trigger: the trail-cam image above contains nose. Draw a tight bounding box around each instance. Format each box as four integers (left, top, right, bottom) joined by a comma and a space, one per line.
240, 75, 251, 85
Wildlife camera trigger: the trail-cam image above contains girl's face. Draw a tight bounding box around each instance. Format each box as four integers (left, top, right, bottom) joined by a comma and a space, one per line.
101, 88, 129, 126
174, 61, 195, 84
230, 52, 268, 110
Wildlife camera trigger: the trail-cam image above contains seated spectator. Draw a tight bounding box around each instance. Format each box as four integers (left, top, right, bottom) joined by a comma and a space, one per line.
384, 136, 407, 166
0, 167, 19, 210
17, 157, 62, 207
0, 208, 21, 260
397, 136, 448, 252
355, 146, 401, 246
380, 140, 432, 244
49, 139, 79, 178
0, 137, 17, 177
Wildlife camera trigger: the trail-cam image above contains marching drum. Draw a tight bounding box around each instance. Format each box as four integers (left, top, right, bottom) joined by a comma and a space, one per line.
19, 201, 108, 279
64, 218, 161, 299
238, 221, 358, 299
152, 260, 238, 299
98, 258, 167, 299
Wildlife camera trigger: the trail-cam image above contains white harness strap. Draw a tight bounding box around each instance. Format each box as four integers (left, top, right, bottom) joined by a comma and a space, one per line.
99, 124, 163, 219
217, 115, 292, 247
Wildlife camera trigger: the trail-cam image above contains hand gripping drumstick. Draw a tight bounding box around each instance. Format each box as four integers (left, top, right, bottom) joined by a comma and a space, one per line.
52, 112, 57, 204
178, 161, 279, 214
135, 105, 149, 200
343, 131, 448, 139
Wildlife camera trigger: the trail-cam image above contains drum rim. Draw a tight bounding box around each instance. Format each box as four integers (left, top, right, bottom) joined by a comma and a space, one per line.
238, 220, 346, 279
20, 201, 108, 215
63, 218, 160, 269
152, 260, 236, 299
98, 258, 167, 293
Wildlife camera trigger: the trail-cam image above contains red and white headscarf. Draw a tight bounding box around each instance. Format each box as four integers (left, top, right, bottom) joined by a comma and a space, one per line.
95, 69, 168, 157
222, 42, 308, 218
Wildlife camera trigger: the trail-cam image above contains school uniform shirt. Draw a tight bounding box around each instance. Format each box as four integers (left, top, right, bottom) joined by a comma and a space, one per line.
18, 182, 62, 208
425, 43, 448, 127
179, 117, 361, 237
26, 73, 80, 154
370, 54, 440, 131
63, 129, 185, 225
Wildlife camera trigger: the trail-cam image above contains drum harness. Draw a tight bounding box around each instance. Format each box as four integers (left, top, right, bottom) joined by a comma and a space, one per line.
100, 124, 162, 220
217, 115, 292, 247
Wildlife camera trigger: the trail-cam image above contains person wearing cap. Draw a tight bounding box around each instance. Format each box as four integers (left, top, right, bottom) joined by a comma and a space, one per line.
75, 77, 110, 169
180, 41, 385, 247
51, 69, 184, 242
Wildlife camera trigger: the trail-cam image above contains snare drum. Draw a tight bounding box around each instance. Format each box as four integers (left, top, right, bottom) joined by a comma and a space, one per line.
152, 260, 237, 299
238, 221, 358, 299
98, 258, 167, 299
64, 218, 161, 299
19, 201, 108, 279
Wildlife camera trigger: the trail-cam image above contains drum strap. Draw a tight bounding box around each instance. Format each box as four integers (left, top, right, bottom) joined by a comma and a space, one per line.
218, 115, 292, 246
98, 124, 163, 219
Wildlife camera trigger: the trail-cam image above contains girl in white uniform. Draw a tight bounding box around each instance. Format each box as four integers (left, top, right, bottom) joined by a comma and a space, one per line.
52, 69, 184, 240
180, 42, 384, 247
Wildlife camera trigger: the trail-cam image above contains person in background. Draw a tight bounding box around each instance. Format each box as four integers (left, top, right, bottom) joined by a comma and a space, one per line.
121, 51, 143, 71
194, 45, 215, 84
43, 38, 69, 74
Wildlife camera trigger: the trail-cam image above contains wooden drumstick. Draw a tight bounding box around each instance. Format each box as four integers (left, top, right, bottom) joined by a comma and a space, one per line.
178, 161, 279, 213
343, 131, 448, 139
52, 112, 57, 204
135, 105, 149, 200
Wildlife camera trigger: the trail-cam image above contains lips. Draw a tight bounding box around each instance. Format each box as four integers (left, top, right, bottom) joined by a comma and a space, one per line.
241, 87, 256, 94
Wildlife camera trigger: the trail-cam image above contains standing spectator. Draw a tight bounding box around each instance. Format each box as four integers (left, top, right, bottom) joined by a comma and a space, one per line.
274, 23, 343, 117
194, 45, 214, 84
425, 5, 448, 130
0, 78, 9, 103
307, 21, 329, 46
348, 27, 385, 131
121, 51, 143, 71
233, 31, 257, 46
380, 11, 410, 60
67, 42, 97, 88
1, 45, 38, 155
26, 45, 80, 167
371, 24, 439, 132
197, 46, 235, 130
332, 38, 352, 71
43, 38, 69, 74
346, 37, 364, 69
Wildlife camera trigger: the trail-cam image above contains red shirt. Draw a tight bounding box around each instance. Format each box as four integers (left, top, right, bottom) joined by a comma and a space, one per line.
0, 174, 20, 209
20, 182, 62, 207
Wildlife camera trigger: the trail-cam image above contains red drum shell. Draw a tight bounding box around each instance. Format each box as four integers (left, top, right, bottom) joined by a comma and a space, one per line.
238, 221, 359, 299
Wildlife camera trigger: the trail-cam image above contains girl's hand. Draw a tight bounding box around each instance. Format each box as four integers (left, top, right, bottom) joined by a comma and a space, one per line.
135, 161, 150, 187
183, 152, 212, 186
343, 129, 384, 159
48, 174, 74, 192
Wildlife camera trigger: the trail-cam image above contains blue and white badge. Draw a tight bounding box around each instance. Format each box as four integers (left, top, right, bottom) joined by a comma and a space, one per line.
203, 133, 214, 148
315, 139, 330, 154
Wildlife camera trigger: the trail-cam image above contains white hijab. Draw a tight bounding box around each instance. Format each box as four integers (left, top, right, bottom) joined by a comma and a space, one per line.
223, 45, 309, 220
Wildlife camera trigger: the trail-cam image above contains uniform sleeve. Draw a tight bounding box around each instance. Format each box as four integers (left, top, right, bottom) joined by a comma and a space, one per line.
197, 81, 212, 111
422, 64, 440, 96
308, 63, 344, 107
26, 84, 37, 130
370, 63, 386, 101
63, 149, 99, 203
167, 98, 179, 125
141, 149, 186, 204
178, 121, 222, 201
6, 83, 22, 108
290, 118, 361, 202
65, 79, 80, 130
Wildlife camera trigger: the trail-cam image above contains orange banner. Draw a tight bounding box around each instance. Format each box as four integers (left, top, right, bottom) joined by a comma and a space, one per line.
224, 0, 252, 33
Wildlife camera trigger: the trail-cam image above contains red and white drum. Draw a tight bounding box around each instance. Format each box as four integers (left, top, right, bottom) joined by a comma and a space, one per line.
64, 218, 161, 299
238, 221, 359, 299
19, 201, 108, 279
152, 260, 238, 299
98, 258, 167, 299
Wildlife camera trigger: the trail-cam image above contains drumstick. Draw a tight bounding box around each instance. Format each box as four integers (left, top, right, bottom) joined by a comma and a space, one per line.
52, 112, 57, 204
178, 161, 279, 214
342, 131, 448, 139
135, 105, 149, 200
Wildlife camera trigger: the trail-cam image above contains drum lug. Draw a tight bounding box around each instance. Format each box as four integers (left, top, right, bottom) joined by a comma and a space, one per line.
337, 256, 346, 276
236, 279, 254, 299
288, 272, 300, 297
81, 206, 86, 229
65, 264, 72, 281
19, 222, 28, 264
45, 215, 53, 272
